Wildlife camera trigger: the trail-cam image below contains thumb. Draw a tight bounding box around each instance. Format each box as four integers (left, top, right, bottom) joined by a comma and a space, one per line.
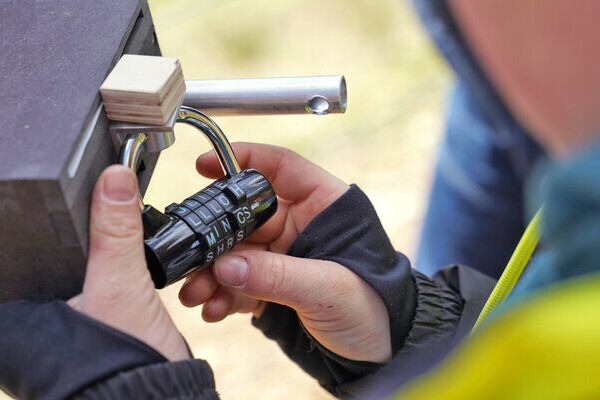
85, 165, 151, 291
75, 166, 189, 361
213, 250, 344, 311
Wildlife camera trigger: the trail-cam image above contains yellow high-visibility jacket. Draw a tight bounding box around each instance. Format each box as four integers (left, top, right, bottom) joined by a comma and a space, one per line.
394, 273, 600, 399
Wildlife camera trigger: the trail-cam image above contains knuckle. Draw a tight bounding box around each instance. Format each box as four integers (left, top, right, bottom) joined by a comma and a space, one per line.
91, 206, 141, 239
90, 206, 142, 251
182, 278, 216, 306
277, 147, 297, 170
267, 147, 292, 181
88, 231, 142, 258
264, 254, 289, 297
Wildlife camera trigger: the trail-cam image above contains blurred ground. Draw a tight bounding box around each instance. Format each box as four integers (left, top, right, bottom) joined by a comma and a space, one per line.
144, 0, 451, 399
0, 1, 451, 400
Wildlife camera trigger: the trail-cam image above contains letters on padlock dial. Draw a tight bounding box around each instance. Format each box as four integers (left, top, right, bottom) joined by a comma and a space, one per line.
142, 169, 277, 288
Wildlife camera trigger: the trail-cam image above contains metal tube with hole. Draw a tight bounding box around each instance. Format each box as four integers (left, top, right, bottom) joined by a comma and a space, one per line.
183, 76, 347, 116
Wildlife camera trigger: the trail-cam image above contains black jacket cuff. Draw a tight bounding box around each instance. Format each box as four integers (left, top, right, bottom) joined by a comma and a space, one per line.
72, 359, 219, 400
0, 301, 166, 400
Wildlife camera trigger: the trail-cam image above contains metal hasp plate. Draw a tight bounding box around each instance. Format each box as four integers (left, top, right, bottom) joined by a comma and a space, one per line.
0, 0, 161, 302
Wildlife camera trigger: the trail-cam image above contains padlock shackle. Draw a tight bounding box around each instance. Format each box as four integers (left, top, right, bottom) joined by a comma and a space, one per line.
118, 106, 241, 208
118, 133, 147, 209
176, 106, 241, 177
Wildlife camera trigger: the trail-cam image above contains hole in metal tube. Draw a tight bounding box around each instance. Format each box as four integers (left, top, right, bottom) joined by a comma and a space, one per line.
307, 96, 331, 115
339, 76, 347, 112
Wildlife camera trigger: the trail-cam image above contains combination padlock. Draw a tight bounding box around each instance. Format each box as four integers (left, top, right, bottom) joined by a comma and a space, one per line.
119, 106, 277, 288
142, 169, 276, 288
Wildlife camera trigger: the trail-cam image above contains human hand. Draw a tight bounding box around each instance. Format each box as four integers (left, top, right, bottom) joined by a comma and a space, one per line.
179, 143, 391, 363
68, 165, 189, 362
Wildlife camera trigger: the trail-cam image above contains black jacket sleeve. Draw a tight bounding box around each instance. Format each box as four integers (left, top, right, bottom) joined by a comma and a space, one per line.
0, 301, 219, 400
252, 185, 495, 398
71, 360, 219, 400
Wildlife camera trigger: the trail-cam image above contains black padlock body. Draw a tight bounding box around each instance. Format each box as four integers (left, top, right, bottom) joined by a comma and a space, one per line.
143, 169, 277, 288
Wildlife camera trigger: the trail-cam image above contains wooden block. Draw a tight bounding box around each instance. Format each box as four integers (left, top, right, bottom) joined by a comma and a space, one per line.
100, 54, 185, 124
104, 79, 186, 124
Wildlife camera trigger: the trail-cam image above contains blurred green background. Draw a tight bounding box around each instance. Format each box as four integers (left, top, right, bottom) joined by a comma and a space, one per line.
0, 1, 451, 399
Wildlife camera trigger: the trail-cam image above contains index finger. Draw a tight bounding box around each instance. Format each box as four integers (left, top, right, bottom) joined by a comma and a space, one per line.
196, 142, 348, 202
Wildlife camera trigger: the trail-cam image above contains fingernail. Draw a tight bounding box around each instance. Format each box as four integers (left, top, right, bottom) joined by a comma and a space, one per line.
103, 168, 137, 202
215, 256, 248, 287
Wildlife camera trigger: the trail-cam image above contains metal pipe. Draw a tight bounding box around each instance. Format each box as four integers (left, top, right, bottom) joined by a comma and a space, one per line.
183, 76, 347, 116
176, 106, 241, 177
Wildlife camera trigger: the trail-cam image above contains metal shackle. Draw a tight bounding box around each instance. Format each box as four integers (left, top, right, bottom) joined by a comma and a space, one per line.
118, 106, 241, 204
